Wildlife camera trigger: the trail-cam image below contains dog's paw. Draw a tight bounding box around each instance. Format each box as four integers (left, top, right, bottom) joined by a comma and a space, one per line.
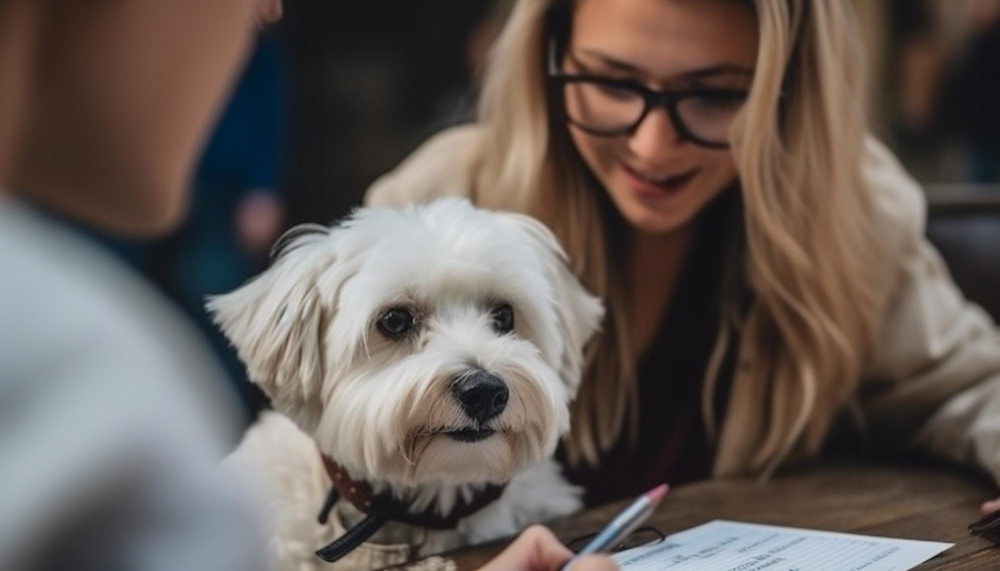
504, 458, 584, 527
450, 458, 582, 548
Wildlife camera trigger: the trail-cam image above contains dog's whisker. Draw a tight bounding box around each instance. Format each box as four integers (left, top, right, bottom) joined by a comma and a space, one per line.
361, 329, 372, 362
417, 436, 434, 458
423, 390, 444, 428
515, 392, 528, 426
402, 436, 419, 467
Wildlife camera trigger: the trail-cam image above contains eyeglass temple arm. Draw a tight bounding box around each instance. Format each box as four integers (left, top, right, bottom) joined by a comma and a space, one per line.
547, 38, 560, 75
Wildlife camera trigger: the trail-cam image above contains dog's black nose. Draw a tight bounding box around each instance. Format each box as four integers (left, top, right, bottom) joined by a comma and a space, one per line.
452, 371, 509, 423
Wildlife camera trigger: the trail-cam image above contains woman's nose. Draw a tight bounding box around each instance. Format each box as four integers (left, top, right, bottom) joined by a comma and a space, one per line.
627, 106, 683, 161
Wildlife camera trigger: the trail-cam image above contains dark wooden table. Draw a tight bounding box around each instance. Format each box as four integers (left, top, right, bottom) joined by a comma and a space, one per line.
441, 463, 1000, 570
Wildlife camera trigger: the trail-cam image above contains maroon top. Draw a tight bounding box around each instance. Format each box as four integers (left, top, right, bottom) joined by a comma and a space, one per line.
558, 190, 740, 507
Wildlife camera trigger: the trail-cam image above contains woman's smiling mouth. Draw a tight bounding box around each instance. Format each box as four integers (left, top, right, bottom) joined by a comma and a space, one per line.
622, 163, 700, 196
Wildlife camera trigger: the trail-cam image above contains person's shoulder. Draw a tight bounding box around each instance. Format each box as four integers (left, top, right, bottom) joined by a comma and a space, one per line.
0, 202, 242, 449
365, 124, 485, 208
861, 136, 927, 256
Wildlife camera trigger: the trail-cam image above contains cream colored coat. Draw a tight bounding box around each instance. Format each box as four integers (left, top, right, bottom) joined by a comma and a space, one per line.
364, 125, 1000, 486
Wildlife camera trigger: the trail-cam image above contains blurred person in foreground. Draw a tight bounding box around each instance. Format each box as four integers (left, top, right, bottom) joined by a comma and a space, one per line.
0, 1, 283, 570
0, 1, 612, 570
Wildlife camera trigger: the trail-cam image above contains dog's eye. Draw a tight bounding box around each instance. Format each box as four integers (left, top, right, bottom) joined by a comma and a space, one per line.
492, 303, 514, 334
377, 308, 415, 338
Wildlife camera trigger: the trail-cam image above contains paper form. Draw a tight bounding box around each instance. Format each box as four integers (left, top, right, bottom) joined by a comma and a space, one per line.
611, 520, 952, 571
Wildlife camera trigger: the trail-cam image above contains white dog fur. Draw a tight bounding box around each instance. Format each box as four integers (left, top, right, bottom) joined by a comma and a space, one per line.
211, 198, 603, 570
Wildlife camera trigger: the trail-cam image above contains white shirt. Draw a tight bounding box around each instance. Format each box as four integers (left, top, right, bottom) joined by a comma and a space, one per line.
0, 195, 263, 571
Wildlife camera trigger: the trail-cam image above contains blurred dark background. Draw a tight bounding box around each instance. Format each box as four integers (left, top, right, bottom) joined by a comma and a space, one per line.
94, 0, 999, 424
281, 1, 507, 226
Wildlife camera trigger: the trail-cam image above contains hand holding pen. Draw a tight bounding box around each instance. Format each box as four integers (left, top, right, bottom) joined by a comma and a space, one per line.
476, 525, 617, 571
476, 483, 668, 571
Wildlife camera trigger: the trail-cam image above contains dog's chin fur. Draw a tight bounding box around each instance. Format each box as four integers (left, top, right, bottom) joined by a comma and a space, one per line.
404, 432, 517, 483
211, 199, 604, 569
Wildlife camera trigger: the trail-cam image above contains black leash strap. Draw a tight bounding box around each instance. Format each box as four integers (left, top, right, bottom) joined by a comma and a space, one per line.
313, 468, 505, 563
317, 486, 340, 525
315, 509, 392, 563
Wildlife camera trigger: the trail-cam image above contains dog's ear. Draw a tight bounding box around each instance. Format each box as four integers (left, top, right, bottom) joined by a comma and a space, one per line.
207, 224, 334, 408
498, 212, 604, 396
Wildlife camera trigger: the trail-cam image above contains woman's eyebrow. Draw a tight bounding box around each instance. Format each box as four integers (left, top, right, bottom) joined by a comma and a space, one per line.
576, 48, 641, 72
576, 48, 754, 80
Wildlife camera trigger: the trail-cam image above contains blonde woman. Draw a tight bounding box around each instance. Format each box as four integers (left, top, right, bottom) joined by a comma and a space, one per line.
367, 0, 1000, 514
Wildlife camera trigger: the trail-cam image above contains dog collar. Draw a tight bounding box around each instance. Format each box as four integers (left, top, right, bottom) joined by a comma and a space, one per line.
315, 452, 506, 562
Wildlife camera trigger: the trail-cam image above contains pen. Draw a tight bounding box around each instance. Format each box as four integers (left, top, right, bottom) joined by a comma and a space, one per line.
560, 483, 669, 570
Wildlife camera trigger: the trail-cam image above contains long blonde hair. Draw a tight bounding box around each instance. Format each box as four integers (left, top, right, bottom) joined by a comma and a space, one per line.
474, 0, 893, 475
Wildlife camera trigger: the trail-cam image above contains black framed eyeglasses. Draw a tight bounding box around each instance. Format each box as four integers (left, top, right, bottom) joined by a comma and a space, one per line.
566, 526, 667, 553
547, 40, 748, 149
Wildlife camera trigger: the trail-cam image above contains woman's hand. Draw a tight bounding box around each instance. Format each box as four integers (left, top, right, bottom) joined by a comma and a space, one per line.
981, 497, 1000, 516
476, 525, 618, 571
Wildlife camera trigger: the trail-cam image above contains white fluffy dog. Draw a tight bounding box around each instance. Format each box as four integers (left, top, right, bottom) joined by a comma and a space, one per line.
210, 198, 603, 570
